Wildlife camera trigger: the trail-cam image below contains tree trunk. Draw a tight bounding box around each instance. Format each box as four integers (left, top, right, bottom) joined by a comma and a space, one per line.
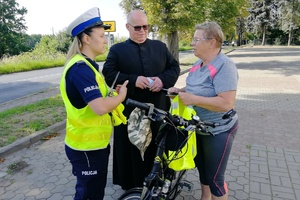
261, 25, 266, 46
166, 31, 179, 63
288, 27, 292, 46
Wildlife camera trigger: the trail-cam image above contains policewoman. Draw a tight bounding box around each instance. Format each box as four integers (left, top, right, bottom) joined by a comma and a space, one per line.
60, 7, 128, 200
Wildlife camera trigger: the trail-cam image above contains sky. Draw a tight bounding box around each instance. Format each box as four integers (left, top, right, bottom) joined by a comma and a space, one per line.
16, 0, 129, 37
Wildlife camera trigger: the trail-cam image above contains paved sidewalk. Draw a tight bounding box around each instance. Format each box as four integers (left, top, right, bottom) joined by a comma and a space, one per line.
0, 46, 300, 200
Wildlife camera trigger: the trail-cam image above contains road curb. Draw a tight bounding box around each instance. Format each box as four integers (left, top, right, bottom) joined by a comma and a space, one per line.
0, 120, 66, 158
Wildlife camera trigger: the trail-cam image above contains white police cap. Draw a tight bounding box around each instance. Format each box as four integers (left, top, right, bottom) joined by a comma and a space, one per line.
67, 7, 110, 37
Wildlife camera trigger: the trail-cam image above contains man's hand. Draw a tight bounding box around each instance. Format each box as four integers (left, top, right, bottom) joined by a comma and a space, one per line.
136, 76, 150, 89
148, 77, 163, 92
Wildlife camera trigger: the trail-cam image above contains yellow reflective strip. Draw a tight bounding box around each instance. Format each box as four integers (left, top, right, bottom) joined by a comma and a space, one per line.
66, 127, 112, 143
67, 117, 112, 128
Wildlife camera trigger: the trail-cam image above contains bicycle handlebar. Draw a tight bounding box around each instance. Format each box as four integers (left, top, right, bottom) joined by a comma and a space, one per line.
126, 98, 236, 134
126, 98, 191, 126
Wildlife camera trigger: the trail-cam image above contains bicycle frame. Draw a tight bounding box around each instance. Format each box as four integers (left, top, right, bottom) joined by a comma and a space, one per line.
118, 98, 236, 200
119, 114, 194, 200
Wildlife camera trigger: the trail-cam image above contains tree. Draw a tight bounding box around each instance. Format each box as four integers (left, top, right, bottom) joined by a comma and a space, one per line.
32, 32, 72, 56
55, 29, 72, 54
120, 0, 207, 61
0, 0, 28, 58
278, 0, 300, 46
119, 0, 248, 59
247, 0, 279, 45
143, 0, 208, 61
119, 0, 143, 11
24, 34, 42, 51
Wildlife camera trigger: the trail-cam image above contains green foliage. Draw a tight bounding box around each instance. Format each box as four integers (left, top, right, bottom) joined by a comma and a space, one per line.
277, 0, 300, 45
32, 32, 72, 55
24, 34, 42, 51
114, 36, 128, 43
95, 51, 108, 62
140, 0, 206, 34
33, 35, 60, 54
120, 0, 143, 12
120, 0, 248, 38
55, 29, 73, 53
0, 33, 123, 74
204, 0, 246, 38
247, 0, 279, 45
278, 0, 300, 32
178, 40, 192, 51
119, 0, 250, 54
246, 0, 300, 45
247, 0, 278, 31
267, 27, 288, 44
0, 0, 28, 58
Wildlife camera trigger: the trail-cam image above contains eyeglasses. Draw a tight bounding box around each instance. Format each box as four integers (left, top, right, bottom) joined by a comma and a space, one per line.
192, 38, 213, 43
128, 23, 149, 31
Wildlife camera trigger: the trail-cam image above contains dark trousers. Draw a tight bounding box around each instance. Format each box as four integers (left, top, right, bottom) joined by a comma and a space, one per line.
65, 144, 110, 200
194, 121, 238, 197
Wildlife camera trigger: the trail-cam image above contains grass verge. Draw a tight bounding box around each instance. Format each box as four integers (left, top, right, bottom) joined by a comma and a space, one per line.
0, 52, 107, 75
0, 95, 65, 148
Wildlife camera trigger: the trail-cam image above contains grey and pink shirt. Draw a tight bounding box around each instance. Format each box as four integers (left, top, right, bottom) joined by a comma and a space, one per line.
185, 52, 238, 135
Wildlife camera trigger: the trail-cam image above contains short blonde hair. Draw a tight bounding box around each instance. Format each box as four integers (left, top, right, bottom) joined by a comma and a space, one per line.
195, 22, 223, 47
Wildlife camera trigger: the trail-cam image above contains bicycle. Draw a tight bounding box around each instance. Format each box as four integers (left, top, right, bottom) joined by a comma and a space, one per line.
118, 98, 236, 200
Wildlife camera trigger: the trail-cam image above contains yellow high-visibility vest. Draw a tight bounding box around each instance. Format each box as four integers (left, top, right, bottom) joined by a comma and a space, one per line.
166, 95, 197, 171
60, 54, 112, 150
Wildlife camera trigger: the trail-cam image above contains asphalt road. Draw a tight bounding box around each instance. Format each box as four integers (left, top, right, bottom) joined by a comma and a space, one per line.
0, 67, 63, 104
0, 49, 193, 104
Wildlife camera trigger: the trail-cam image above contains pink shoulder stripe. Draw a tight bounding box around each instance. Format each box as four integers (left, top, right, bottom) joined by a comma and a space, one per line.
208, 64, 217, 78
190, 64, 201, 72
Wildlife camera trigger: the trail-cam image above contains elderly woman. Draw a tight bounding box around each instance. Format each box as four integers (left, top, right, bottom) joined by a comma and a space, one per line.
169, 22, 239, 200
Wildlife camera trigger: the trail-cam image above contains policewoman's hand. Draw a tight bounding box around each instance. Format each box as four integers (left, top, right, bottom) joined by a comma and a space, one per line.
117, 80, 129, 101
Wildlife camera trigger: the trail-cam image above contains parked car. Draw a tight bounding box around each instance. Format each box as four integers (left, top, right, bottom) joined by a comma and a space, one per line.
223, 40, 229, 46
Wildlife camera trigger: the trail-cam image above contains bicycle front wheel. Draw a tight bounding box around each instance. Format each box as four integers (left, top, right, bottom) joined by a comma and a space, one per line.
118, 188, 142, 200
